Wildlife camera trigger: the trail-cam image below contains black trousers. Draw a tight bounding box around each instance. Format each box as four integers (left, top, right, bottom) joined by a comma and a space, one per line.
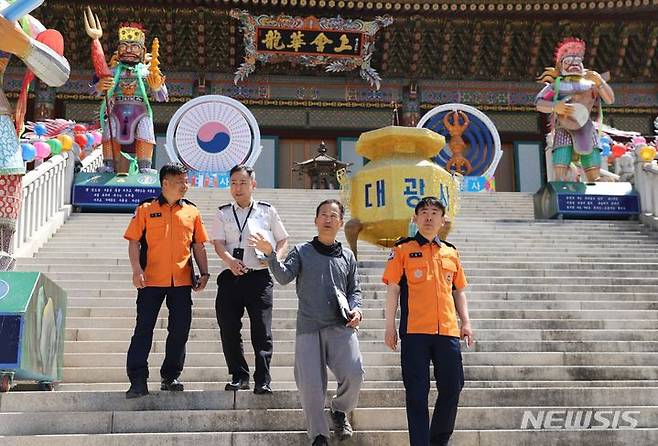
216, 268, 273, 386
126, 286, 192, 383
401, 334, 464, 446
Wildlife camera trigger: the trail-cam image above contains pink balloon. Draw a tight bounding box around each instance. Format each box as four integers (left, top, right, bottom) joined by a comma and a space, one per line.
34, 141, 51, 160
93, 131, 103, 146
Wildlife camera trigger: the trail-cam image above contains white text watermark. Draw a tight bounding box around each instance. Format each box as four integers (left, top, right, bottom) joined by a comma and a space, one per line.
520, 410, 640, 430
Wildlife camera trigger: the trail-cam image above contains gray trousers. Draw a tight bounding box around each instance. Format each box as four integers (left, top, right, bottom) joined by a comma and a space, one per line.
295, 325, 364, 440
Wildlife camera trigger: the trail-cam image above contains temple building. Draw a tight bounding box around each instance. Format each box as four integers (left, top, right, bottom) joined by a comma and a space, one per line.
5, 0, 657, 190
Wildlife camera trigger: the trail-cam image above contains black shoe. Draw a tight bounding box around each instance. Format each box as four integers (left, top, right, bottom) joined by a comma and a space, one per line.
253, 383, 272, 395
311, 435, 329, 446
225, 377, 250, 391
125, 382, 149, 399
160, 378, 184, 391
331, 410, 353, 440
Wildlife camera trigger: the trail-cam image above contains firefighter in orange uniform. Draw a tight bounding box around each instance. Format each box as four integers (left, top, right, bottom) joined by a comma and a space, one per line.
383, 196, 474, 446
123, 163, 210, 398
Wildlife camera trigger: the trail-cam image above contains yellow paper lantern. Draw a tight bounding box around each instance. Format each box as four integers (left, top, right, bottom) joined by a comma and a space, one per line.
638, 145, 657, 162
344, 126, 460, 249
57, 134, 74, 152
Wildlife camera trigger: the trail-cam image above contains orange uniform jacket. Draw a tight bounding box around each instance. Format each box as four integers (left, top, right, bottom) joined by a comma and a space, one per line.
382, 233, 468, 337
124, 196, 209, 287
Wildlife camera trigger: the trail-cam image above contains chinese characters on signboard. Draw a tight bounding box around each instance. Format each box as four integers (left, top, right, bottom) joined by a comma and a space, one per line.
231, 10, 392, 89
257, 28, 362, 56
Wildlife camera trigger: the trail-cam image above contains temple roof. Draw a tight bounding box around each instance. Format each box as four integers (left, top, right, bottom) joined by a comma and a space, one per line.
53, 0, 657, 18
30, 2, 658, 84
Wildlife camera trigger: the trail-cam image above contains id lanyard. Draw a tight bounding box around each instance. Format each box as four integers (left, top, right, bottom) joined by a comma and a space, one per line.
232, 203, 254, 246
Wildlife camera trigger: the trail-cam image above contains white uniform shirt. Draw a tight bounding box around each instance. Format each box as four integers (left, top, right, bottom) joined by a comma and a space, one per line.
211, 200, 289, 271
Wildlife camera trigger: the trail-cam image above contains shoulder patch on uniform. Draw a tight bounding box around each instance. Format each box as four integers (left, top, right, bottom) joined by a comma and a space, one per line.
440, 239, 457, 250
138, 197, 157, 206
257, 200, 271, 207
394, 236, 415, 246
181, 198, 197, 207
218, 203, 231, 210
409, 252, 423, 258
387, 250, 395, 260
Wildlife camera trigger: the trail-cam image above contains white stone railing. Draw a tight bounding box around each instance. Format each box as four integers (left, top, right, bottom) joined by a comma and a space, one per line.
79, 148, 103, 173
13, 149, 103, 257
635, 159, 658, 231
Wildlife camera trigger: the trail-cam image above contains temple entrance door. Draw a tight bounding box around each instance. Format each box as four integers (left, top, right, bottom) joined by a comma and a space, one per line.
495, 142, 515, 192
278, 138, 337, 189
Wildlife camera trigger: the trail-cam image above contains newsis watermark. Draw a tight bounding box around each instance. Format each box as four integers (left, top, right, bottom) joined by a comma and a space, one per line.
521, 410, 640, 430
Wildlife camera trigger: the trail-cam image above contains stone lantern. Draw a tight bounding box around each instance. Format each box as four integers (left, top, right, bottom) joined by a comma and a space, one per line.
293, 141, 352, 189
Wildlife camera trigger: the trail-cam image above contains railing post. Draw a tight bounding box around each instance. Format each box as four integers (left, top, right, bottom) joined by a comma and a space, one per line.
63, 152, 74, 205
636, 161, 649, 215
649, 163, 658, 219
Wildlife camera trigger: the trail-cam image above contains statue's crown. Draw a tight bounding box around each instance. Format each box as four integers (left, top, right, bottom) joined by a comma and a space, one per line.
118, 22, 146, 45
555, 37, 586, 65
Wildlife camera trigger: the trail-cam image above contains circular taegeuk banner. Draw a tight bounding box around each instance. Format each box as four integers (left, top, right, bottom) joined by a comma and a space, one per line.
166, 95, 261, 171
417, 103, 502, 178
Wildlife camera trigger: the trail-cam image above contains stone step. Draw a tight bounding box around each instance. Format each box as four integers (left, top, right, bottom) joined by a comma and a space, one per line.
30, 252, 658, 263
59, 365, 658, 383
61, 213, 638, 223
32, 240, 658, 250
9, 188, 658, 444
63, 317, 658, 331
18, 264, 658, 279
49, 229, 655, 241
63, 298, 658, 312
64, 306, 658, 319
62, 340, 658, 354
2, 388, 657, 412
1, 405, 656, 436
43, 229, 658, 240
18, 258, 658, 272
52, 379, 658, 392
48, 280, 658, 293
61, 289, 658, 303
23, 272, 658, 288
61, 352, 658, 368
64, 328, 658, 342
1, 429, 657, 446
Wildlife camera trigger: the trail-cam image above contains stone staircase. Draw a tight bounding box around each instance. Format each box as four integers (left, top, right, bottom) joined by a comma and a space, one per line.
3, 188, 658, 445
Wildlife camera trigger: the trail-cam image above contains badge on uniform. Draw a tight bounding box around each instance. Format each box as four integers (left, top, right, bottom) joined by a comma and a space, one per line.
409, 252, 423, 258
149, 212, 162, 218
387, 250, 395, 260
414, 269, 424, 279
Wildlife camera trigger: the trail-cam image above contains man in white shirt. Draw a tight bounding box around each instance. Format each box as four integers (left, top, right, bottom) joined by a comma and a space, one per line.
210, 165, 289, 394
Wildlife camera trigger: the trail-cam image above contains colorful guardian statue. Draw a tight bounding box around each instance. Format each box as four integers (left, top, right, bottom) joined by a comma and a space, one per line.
0, 1, 70, 270
535, 38, 615, 182
84, 8, 168, 175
